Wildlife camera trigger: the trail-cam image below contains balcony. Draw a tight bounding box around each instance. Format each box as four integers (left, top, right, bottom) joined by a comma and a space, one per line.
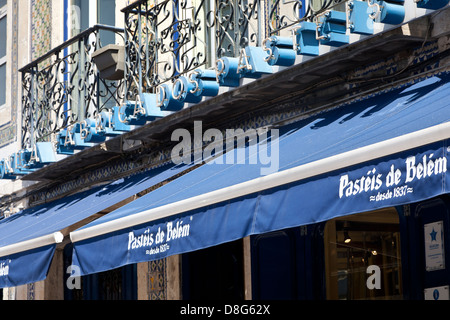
3, 0, 449, 182
122, 0, 308, 98
20, 25, 125, 152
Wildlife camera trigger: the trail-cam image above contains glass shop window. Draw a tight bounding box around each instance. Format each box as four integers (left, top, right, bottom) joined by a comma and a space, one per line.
324, 209, 403, 300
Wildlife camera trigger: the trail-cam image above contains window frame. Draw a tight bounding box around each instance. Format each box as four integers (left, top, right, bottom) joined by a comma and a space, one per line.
0, 3, 7, 110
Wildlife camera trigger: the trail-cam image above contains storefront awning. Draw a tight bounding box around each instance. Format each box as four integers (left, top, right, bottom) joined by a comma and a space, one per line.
0, 163, 192, 288
70, 72, 450, 276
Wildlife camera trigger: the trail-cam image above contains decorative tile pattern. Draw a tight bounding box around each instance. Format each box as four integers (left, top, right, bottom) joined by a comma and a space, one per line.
30, 0, 52, 60
265, 0, 278, 38
27, 283, 35, 300
147, 259, 167, 300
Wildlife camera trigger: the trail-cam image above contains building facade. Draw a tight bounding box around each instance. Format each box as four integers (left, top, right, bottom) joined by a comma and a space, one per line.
0, 0, 449, 300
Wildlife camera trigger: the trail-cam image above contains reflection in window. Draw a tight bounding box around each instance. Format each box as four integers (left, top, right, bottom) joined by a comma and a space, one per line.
309, 0, 346, 13
0, 14, 6, 58
0, 63, 5, 106
325, 209, 403, 300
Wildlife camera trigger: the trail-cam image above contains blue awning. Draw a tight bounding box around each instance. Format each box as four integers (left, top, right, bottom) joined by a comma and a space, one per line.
71, 72, 450, 276
0, 162, 192, 288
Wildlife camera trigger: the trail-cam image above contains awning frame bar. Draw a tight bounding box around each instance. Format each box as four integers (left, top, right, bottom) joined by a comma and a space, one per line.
0, 232, 63, 258
70, 121, 450, 243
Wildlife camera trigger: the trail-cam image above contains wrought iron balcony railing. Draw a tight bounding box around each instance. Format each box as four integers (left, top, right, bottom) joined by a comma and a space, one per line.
18, 0, 369, 151
122, 0, 342, 99
20, 25, 125, 150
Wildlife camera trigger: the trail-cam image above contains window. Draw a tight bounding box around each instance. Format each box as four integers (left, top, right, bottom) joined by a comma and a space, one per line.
308, 0, 346, 13
324, 209, 403, 300
97, 0, 116, 45
70, 0, 116, 43
67, 0, 118, 116
0, 63, 5, 107
0, 2, 6, 108
70, 0, 91, 36
182, 240, 245, 300
0, 12, 5, 57
63, 244, 137, 300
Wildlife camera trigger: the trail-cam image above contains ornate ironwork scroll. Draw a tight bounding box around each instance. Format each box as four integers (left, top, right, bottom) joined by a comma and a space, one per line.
21, 25, 125, 150
123, 0, 346, 99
